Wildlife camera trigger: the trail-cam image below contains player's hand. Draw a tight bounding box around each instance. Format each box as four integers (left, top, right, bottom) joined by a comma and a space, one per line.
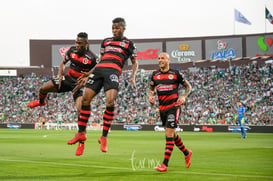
177, 96, 186, 105
149, 96, 155, 105
72, 72, 90, 94
129, 77, 137, 89
78, 71, 90, 82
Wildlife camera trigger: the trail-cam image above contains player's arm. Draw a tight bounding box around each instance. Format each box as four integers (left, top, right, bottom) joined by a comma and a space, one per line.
182, 80, 192, 98
177, 80, 192, 105
58, 58, 68, 90
148, 85, 155, 105
129, 58, 138, 89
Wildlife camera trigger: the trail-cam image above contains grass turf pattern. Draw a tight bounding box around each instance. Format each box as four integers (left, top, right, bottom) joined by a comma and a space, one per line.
0, 129, 272, 181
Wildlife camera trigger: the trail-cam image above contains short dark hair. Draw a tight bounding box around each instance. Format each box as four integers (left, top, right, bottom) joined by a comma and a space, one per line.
77, 32, 88, 39
112, 17, 126, 28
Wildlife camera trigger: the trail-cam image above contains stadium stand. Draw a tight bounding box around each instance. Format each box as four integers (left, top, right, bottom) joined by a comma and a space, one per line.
0, 62, 272, 126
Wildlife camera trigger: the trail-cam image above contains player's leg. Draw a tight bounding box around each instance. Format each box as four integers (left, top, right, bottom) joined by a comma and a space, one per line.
240, 118, 246, 139
73, 95, 84, 156
173, 106, 192, 167
67, 87, 96, 145
28, 79, 58, 108
155, 111, 174, 172
155, 127, 175, 172
98, 89, 117, 152
174, 132, 192, 168
68, 70, 102, 146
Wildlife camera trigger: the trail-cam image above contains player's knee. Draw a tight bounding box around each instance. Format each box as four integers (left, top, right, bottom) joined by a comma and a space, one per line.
39, 86, 47, 94
82, 96, 91, 106
106, 102, 115, 107
165, 128, 175, 138
106, 99, 115, 107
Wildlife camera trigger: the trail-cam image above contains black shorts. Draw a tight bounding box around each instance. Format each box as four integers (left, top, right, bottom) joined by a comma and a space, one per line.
85, 67, 119, 94
51, 75, 83, 101
160, 107, 180, 129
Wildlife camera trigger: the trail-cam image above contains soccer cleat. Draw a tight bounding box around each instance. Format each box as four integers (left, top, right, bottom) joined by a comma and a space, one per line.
155, 163, 168, 172
75, 142, 85, 156
28, 100, 46, 108
67, 132, 87, 145
98, 136, 107, 152
185, 150, 192, 168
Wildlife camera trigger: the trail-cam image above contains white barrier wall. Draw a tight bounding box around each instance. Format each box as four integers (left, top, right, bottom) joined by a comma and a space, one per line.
34, 123, 102, 130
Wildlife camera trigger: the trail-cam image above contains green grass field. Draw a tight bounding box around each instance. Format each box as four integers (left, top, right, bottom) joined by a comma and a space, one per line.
0, 129, 273, 181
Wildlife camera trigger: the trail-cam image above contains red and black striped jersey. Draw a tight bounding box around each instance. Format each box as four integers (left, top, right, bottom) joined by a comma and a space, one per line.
65, 46, 98, 79
97, 37, 137, 75
150, 69, 185, 111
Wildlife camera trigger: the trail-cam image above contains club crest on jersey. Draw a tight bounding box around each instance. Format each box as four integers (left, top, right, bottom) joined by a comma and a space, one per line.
157, 75, 160, 79
82, 58, 88, 64
110, 74, 118, 83
168, 74, 174, 79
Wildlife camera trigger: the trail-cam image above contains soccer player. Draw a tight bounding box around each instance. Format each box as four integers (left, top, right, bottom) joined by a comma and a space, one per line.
67, 17, 138, 154
148, 52, 192, 172
237, 101, 246, 139
28, 32, 98, 155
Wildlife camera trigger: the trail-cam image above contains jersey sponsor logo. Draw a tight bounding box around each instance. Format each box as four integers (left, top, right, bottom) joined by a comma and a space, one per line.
105, 46, 125, 54
105, 41, 129, 48
153, 74, 177, 80
110, 74, 118, 83
156, 84, 176, 91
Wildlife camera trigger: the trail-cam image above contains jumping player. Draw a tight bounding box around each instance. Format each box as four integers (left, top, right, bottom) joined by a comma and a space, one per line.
67, 17, 138, 155
148, 52, 192, 172
28, 32, 98, 155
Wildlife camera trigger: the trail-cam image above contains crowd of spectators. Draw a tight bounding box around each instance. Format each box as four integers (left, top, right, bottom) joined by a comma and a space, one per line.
0, 62, 272, 126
